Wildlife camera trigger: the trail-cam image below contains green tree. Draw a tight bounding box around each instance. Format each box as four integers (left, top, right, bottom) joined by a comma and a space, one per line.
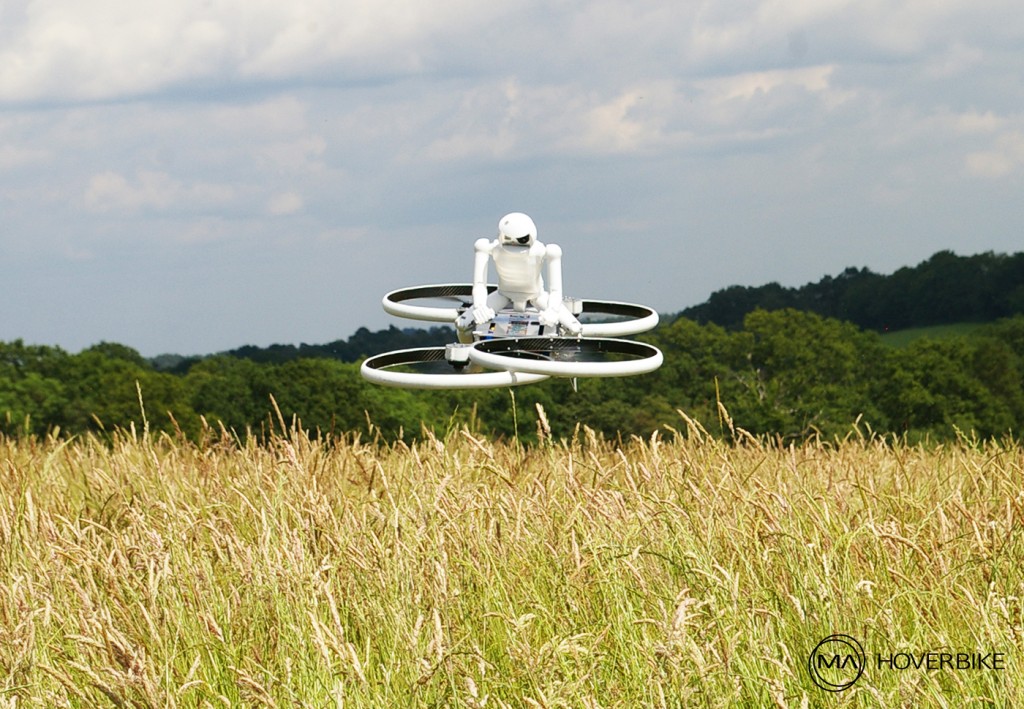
186, 356, 275, 433
0, 340, 69, 434
58, 345, 198, 436
882, 338, 1013, 439
649, 317, 753, 429
736, 309, 890, 438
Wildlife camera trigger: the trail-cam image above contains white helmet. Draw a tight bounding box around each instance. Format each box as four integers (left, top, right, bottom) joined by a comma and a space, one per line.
498, 212, 537, 246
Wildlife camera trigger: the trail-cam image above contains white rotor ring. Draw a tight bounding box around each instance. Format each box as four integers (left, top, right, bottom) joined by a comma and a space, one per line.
468, 337, 663, 378
381, 284, 490, 323
381, 284, 659, 335
576, 300, 659, 337
360, 347, 549, 389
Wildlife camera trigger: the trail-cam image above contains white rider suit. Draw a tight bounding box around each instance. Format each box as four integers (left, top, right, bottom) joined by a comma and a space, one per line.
458, 237, 582, 335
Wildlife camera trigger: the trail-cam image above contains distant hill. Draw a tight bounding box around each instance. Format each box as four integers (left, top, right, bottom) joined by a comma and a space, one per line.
223, 326, 456, 365
878, 322, 988, 348
151, 249, 1024, 370
152, 326, 455, 372
9, 249, 1024, 444
676, 250, 1024, 331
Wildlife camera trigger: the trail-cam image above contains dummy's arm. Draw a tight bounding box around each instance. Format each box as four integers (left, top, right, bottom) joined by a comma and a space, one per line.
545, 243, 564, 306
456, 238, 497, 329
471, 238, 493, 308
542, 243, 582, 334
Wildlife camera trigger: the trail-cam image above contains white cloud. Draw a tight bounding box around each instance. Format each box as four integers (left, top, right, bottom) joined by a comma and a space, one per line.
416, 69, 842, 163
175, 218, 235, 245
570, 82, 686, 155
0, 1, 508, 103
0, 143, 49, 170
951, 111, 1003, 135
678, 0, 1024, 79
209, 96, 311, 136
2, 0, 1020, 107
695, 65, 834, 103
965, 152, 1016, 179
965, 131, 1024, 179
84, 171, 174, 212
924, 41, 985, 79
83, 170, 235, 213
267, 191, 304, 215
258, 135, 328, 174
3, 0, 1024, 354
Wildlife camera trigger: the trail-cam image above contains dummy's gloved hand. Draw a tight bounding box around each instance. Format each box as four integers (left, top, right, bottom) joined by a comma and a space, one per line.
540, 308, 583, 335
538, 308, 561, 328
457, 306, 495, 329
562, 317, 583, 336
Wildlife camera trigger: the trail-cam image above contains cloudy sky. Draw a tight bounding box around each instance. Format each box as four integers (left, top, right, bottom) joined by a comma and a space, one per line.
2, 0, 1022, 356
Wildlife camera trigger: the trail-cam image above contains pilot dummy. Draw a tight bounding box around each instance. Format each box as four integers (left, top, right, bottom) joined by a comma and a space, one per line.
455, 212, 582, 336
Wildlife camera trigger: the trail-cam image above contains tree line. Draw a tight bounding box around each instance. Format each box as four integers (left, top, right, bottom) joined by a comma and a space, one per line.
2, 309, 1023, 444
3, 248, 1023, 443
679, 250, 1024, 331
151, 326, 455, 373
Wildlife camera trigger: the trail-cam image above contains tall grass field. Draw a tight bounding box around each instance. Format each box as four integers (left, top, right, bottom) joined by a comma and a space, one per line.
1, 411, 1021, 707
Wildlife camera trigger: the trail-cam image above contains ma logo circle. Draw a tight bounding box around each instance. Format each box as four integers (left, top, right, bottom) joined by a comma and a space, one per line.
808, 634, 866, 692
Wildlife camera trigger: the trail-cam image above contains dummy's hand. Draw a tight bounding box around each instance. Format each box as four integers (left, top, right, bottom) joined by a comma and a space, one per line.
540, 308, 583, 335
538, 308, 560, 328
473, 305, 496, 324
457, 306, 495, 329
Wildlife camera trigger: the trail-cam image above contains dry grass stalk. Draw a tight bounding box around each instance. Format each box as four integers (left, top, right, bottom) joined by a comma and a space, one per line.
0, 424, 1020, 705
